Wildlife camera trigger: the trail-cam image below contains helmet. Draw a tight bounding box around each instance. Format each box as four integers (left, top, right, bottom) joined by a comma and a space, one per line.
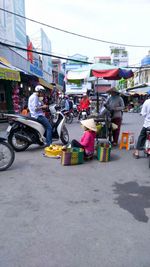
35, 85, 45, 92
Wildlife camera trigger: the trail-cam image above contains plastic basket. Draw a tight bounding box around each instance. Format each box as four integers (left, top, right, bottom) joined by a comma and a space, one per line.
44, 144, 63, 157
61, 147, 84, 166
97, 143, 111, 162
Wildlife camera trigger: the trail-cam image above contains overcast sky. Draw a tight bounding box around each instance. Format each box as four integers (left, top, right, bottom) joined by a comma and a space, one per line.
25, 0, 150, 66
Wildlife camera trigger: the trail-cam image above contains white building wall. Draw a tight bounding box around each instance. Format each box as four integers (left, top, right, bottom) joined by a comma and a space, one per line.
0, 0, 27, 59
110, 46, 128, 67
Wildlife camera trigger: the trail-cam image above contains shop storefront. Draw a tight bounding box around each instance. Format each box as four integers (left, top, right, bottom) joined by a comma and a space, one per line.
0, 48, 63, 114
0, 64, 21, 116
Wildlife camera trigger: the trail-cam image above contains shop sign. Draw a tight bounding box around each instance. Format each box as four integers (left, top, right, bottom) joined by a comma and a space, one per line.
27, 42, 33, 63
30, 64, 43, 77
0, 68, 21, 82
41, 29, 52, 75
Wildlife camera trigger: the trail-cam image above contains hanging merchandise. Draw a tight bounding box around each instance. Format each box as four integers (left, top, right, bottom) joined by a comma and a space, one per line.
12, 85, 20, 113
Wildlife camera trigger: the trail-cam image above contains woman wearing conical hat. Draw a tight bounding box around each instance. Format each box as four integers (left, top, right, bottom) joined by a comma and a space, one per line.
71, 118, 97, 158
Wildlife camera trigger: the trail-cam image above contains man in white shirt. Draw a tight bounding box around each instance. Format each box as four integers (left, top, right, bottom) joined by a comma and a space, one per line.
133, 93, 150, 158
28, 85, 52, 146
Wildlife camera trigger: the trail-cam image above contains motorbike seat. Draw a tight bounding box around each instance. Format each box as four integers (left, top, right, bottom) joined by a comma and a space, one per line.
27, 116, 38, 122
28, 116, 47, 128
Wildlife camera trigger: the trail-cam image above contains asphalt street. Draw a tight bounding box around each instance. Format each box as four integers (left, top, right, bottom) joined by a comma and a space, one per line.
0, 113, 150, 267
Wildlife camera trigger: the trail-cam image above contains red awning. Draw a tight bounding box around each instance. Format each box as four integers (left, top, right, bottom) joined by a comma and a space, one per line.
92, 68, 133, 80
92, 69, 119, 80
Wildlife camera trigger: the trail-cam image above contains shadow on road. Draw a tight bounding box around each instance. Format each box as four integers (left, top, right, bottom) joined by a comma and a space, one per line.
113, 181, 150, 223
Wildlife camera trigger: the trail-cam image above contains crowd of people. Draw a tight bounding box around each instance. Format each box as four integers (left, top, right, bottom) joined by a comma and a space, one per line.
19, 83, 150, 161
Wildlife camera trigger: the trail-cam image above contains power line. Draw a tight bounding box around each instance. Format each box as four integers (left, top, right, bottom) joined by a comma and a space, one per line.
0, 37, 80, 60
0, 40, 147, 69
0, 37, 144, 67
0, 8, 150, 48
0, 41, 93, 64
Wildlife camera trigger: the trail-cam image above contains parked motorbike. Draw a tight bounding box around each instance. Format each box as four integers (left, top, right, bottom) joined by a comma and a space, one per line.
49, 104, 73, 124
50, 103, 74, 124
61, 109, 74, 124
0, 137, 15, 171
72, 104, 79, 117
49, 103, 60, 123
144, 127, 150, 168
5, 109, 69, 152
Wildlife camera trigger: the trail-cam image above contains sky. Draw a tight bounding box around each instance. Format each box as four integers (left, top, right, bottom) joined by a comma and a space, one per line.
25, 0, 150, 66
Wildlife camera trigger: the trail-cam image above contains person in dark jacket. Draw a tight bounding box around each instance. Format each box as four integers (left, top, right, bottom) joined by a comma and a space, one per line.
105, 87, 125, 146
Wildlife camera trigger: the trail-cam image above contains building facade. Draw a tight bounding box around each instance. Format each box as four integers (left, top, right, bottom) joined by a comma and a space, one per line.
0, 0, 58, 113
110, 46, 128, 67
64, 54, 91, 95
133, 51, 150, 87
93, 56, 111, 65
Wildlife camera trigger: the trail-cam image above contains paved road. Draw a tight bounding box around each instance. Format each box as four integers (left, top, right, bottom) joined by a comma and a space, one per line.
0, 113, 150, 267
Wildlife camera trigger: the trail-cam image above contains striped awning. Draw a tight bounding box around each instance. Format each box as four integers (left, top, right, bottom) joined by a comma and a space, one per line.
0, 63, 20, 82
38, 78, 53, 89
128, 86, 150, 95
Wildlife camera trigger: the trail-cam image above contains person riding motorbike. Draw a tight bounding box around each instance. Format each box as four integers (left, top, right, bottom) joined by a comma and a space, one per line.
78, 94, 90, 114
28, 85, 52, 146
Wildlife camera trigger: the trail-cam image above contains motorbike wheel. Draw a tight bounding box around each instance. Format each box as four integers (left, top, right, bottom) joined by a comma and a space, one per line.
66, 114, 73, 124
73, 110, 78, 117
0, 141, 15, 171
60, 125, 69, 144
8, 129, 29, 152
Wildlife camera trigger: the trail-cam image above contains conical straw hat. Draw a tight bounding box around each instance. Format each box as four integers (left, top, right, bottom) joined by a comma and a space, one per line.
80, 118, 97, 132
108, 87, 119, 94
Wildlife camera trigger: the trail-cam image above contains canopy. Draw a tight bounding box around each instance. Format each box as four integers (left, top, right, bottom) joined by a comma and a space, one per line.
0, 63, 20, 82
91, 67, 133, 80
66, 63, 134, 83
66, 66, 90, 84
128, 86, 150, 95
38, 78, 53, 89
0, 57, 22, 82
90, 63, 133, 80
66, 62, 134, 114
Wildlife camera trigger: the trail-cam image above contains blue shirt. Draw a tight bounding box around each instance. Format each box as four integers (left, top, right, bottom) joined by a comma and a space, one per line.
28, 93, 44, 118
65, 99, 70, 111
